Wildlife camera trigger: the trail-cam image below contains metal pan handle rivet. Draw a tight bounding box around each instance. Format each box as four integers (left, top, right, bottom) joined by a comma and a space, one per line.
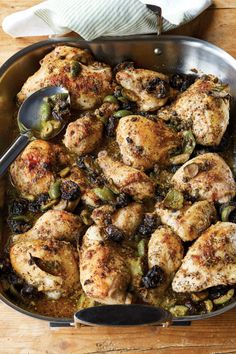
154, 48, 162, 55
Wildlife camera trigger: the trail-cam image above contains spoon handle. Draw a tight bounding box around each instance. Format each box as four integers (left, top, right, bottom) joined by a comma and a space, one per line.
0, 134, 29, 178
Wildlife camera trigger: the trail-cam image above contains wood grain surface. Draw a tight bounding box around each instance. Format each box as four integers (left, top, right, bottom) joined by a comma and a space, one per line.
1, 1, 236, 353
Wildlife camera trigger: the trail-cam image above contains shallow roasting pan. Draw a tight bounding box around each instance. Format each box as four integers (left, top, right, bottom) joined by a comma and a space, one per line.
1, 35, 236, 328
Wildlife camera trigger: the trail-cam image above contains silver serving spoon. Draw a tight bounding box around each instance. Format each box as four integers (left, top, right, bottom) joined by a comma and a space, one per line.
0, 86, 70, 178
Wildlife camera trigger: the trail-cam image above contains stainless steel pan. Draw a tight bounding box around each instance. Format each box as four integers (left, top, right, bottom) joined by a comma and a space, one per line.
1, 35, 236, 327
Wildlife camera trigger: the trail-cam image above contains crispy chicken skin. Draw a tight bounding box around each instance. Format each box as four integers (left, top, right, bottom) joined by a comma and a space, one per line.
63, 115, 103, 156
10, 140, 68, 197
17, 46, 113, 110
79, 225, 131, 304
156, 200, 217, 242
172, 153, 236, 203
148, 226, 184, 277
158, 75, 230, 146
13, 210, 84, 243
172, 222, 236, 292
10, 239, 80, 299
116, 64, 169, 111
91, 202, 143, 237
97, 151, 155, 200
116, 115, 181, 169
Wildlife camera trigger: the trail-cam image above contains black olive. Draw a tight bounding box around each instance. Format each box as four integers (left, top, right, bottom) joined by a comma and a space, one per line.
169, 73, 196, 92
105, 116, 118, 137
60, 180, 81, 201
9, 199, 28, 216
138, 214, 159, 237
121, 100, 137, 111
115, 193, 131, 208
7, 272, 23, 286
105, 224, 125, 243
8, 219, 31, 234
183, 192, 198, 203
142, 265, 165, 289
20, 284, 38, 298
184, 301, 199, 315
146, 78, 169, 98
208, 285, 229, 300
28, 193, 49, 212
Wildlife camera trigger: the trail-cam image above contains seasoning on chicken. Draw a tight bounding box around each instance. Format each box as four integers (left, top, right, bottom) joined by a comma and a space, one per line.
116, 115, 181, 169
17, 46, 113, 110
10, 140, 68, 198
79, 225, 131, 304
148, 226, 184, 278
171, 153, 236, 203
172, 222, 236, 292
156, 200, 217, 242
10, 239, 80, 299
13, 210, 84, 243
97, 151, 155, 200
63, 114, 103, 156
91, 202, 143, 237
116, 63, 170, 111
158, 75, 230, 146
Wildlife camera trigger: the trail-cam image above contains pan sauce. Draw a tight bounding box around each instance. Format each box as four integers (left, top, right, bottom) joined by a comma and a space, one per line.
1, 45, 236, 319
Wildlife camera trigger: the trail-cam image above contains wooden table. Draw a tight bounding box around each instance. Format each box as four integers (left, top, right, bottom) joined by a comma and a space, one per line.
1, 1, 236, 353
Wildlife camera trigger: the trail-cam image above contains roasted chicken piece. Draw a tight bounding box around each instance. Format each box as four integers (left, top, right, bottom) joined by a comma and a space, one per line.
13, 210, 84, 243
10, 140, 68, 198
116, 63, 170, 111
17, 46, 113, 110
97, 151, 155, 200
158, 75, 230, 146
156, 200, 217, 242
148, 226, 184, 277
172, 153, 236, 203
91, 202, 143, 237
10, 239, 80, 299
172, 222, 236, 292
63, 114, 103, 156
79, 225, 131, 304
116, 115, 181, 169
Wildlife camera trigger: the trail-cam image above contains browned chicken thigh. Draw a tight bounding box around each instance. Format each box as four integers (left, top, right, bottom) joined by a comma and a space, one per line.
172, 153, 236, 203
158, 75, 230, 146
10, 140, 68, 198
79, 225, 131, 304
97, 151, 155, 200
17, 46, 113, 110
10, 239, 80, 299
156, 200, 217, 242
116, 63, 170, 111
116, 115, 181, 169
63, 114, 103, 156
13, 210, 84, 243
172, 222, 236, 292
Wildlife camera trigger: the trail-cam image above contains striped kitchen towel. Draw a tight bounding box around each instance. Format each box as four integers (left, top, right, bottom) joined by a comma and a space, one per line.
2, 0, 212, 40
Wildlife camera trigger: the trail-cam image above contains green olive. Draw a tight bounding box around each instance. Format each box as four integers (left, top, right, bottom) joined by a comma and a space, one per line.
59, 167, 71, 178
137, 239, 146, 257
40, 120, 62, 139
213, 289, 234, 305
128, 258, 143, 277
80, 209, 93, 226
169, 305, 188, 317
204, 299, 213, 312
70, 61, 81, 77
40, 199, 58, 211
182, 130, 196, 155
49, 180, 61, 200
221, 205, 236, 222
163, 189, 184, 210
11, 215, 30, 223
113, 110, 132, 118
117, 96, 128, 103
93, 187, 115, 202
49, 93, 69, 103
39, 102, 51, 122
103, 95, 118, 104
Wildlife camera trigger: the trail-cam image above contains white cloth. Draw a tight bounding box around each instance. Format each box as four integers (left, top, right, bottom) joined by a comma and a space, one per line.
2, 0, 212, 40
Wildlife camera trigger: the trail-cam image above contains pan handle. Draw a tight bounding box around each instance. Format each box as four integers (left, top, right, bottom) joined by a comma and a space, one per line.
73, 304, 172, 327
146, 5, 162, 36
